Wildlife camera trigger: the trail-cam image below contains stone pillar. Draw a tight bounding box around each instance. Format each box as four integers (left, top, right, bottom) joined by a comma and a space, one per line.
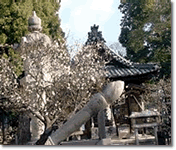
45, 93, 108, 145
98, 110, 106, 139
45, 80, 124, 145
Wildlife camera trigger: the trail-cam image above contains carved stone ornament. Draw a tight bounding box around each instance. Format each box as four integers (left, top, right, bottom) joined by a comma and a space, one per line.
28, 11, 42, 32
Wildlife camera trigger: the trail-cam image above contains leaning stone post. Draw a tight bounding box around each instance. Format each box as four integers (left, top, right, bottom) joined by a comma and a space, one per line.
45, 80, 124, 145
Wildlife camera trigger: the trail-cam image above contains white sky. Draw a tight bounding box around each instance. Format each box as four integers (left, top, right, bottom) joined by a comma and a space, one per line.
59, 0, 123, 46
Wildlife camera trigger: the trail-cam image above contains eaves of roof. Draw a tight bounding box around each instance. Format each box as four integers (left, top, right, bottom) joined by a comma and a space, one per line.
104, 64, 159, 79
102, 44, 160, 80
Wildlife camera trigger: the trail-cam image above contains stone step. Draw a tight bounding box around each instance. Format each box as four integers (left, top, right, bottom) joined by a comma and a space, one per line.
60, 134, 156, 145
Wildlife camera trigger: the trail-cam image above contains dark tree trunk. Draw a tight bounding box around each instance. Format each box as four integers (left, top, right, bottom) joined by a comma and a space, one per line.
2, 110, 5, 144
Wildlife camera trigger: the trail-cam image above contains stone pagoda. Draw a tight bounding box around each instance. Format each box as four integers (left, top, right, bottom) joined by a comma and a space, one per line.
18, 11, 53, 144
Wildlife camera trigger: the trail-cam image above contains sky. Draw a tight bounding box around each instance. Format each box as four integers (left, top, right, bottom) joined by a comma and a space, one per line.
59, 0, 123, 48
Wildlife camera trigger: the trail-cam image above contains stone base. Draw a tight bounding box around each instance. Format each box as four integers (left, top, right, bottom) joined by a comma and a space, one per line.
118, 124, 130, 139
91, 126, 116, 139
96, 138, 111, 145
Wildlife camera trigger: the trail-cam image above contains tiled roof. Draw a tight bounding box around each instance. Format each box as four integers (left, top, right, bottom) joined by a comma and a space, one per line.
102, 45, 160, 79
105, 63, 159, 79
84, 24, 160, 80
103, 44, 133, 67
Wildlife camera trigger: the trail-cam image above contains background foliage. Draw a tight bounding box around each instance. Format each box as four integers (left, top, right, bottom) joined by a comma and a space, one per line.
118, 0, 171, 77
0, 0, 64, 45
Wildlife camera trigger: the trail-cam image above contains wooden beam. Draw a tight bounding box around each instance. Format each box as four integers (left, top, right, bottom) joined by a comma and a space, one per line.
132, 95, 144, 111
132, 123, 159, 129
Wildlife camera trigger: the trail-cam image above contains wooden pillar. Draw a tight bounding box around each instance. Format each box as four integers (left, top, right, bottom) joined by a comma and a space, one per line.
154, 126, 158, 145
154, 116, 159, 145
127, 97, 132, 133
98, 110, 106, 139
135, 128, 139, 145
110, 106, 115, 126
85, 119, 92, 139
112, 106, 119, 136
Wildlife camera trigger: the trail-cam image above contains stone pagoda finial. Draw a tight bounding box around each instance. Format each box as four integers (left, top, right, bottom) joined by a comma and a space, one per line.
28, 11, 42, 32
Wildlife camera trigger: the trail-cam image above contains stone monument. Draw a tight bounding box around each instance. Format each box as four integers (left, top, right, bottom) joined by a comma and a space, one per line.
18, 11, 53, 144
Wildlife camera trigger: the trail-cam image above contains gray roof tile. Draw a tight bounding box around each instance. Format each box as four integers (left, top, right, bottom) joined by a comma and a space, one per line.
104, 63, 159, 79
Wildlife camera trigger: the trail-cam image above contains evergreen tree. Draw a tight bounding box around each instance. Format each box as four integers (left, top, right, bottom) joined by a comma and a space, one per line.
0, 0, 64, 45
118, 0, 171, 77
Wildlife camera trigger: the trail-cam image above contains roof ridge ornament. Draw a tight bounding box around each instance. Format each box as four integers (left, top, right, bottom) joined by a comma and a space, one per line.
85, 24, 106, 45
